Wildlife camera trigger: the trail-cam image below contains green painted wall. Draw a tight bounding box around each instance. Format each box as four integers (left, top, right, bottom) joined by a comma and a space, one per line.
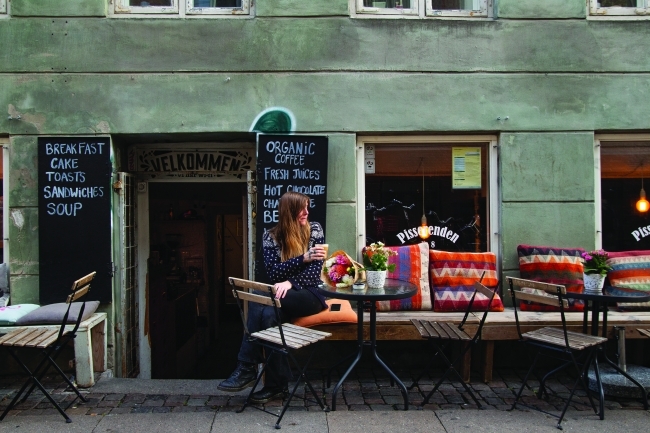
496, 0, 586, 19
11, 0, 107, 17
500, 133, 597, 272
2, 74, 650, 135
1, 19, 650, 73
257, 0, 349, 16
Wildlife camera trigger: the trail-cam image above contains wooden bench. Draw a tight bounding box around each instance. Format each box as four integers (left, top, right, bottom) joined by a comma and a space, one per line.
0, 312, 107, 388
314, 309, 650, 383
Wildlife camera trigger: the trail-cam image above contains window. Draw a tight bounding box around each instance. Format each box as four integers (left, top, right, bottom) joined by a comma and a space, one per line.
357, 136, 498, 254
114, 0, 250, 16
355, 0, 490, 18
0, 0, 5, 14
590, 0, 650, 16
598, 135, 650, 251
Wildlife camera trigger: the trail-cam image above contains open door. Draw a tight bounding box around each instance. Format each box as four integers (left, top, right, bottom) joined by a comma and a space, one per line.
115, 172, 140, 378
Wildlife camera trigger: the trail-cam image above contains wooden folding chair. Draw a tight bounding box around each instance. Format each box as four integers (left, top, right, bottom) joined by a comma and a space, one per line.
0, 272, 96, 423
229, 277, 331, 429
410, 280, 496, 409
507, 276, 607, 430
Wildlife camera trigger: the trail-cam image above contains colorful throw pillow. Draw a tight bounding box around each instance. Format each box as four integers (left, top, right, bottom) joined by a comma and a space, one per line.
376, 243, 432, 311
291, 299, 357, 327
606, 250, 650, 310
0, 304, 40, 326
429, 250, 504, 312
517, 244, 585, 311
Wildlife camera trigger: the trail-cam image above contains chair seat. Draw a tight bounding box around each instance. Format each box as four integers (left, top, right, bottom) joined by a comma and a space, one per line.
0, 327, 70, 349
411, 319, 472, 341
251, 323, 331, 349
523, 326, 607, 350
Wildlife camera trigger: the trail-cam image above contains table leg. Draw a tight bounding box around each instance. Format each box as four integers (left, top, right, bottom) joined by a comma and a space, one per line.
368, 303, 409, 410
330, 302, 365, 411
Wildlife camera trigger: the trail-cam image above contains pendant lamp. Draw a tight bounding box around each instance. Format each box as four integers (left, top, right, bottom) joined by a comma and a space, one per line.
418, 159, 430, 239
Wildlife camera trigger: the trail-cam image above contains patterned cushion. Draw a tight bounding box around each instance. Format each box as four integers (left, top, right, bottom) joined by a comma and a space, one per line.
517, 244, 585, 312
606, 250, 650, 310
429, 250, 504, 312
376, 243, 432, 311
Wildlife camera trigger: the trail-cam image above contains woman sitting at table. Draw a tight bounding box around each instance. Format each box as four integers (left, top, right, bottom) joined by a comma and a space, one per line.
217, 191, 328, 404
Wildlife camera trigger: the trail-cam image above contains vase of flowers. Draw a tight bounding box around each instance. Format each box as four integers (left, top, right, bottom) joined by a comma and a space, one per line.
581, 250, 612, 294
362, 242, 397, 289
322, 250, 359, 288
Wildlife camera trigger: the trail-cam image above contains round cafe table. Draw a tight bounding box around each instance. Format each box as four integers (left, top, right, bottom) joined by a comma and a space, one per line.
317, 279, 417, 411
564, 286, 650, 417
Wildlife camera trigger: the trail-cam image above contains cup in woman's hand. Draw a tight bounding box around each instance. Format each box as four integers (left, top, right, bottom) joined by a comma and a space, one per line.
316, 244, 329, 259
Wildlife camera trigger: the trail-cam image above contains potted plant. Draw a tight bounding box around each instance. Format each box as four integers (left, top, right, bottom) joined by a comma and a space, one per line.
362, 242, 397, 288
581, 250, 612, 293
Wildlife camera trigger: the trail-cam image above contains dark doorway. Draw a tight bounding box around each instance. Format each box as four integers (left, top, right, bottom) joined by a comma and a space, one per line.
148, 182, 246, 379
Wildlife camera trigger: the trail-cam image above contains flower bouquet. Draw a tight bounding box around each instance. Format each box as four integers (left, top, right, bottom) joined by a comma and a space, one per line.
361, 242, 397, 272
361, 242, 397, 288
321, 250, 363, 288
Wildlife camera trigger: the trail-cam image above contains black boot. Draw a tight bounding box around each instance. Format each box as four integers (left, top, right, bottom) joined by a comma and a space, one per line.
217, 362, 257, 392
249, 386, 288, 404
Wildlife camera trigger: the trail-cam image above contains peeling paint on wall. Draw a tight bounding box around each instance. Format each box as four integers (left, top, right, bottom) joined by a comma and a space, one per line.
10, 209, 25, 230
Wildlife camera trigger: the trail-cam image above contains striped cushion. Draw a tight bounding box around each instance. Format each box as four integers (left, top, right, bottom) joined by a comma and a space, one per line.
376, 243, 432, 311
517, 244, 585, 312
606, 250, 650, 310
429, 250, 504, 312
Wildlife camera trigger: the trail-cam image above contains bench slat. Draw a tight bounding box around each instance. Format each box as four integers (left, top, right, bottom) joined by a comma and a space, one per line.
25, 329, 59, 348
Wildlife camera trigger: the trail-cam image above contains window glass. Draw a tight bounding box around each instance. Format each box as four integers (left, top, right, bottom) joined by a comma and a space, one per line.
365, 143, 489, 252
0, 0, 6, 13
130, 0, 172, 5
193, 0, 242, 7
358, 0, 418, 15
115, 0, 248, 14
600, 141, 650, 250
590, 0, 649, 15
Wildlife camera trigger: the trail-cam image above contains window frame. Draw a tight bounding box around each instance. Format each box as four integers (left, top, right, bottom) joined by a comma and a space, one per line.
426, 0, 489, 18
353, 0, 491, 19
114, 0, 250, 16
590, 0, 650, 17
595, 133, 650, 249
355, 135, 499, 259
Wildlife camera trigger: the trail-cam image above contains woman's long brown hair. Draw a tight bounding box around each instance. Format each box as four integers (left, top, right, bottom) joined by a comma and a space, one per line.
269, 191, 311, 261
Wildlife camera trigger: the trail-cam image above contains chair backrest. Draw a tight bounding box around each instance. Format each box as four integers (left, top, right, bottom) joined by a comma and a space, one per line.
59, 271, 96, 339
506, 276, 571, 342
229, 277, 287, 347
461, 281, 497, 338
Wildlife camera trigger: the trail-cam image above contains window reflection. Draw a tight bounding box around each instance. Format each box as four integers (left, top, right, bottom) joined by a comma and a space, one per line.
601, 142, 650, 251
365, 143, 488, 252
129, 0, 172, 5
363, 0, 412, 8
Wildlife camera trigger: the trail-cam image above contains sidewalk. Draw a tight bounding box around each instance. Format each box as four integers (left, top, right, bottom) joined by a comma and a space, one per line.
0, 368, 649, 432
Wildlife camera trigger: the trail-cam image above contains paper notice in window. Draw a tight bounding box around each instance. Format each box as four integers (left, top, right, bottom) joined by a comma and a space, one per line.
452, 147, 481, 189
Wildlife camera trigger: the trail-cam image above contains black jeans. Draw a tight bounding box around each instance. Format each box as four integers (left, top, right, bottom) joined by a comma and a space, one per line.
237, 288, 323, 387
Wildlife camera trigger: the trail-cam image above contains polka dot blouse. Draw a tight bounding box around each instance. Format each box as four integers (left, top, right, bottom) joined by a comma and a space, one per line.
263, 221, 326, 308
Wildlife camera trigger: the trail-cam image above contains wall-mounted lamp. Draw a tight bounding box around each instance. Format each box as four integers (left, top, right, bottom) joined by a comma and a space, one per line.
418, 158, 430, 240
637, 170, 650, 213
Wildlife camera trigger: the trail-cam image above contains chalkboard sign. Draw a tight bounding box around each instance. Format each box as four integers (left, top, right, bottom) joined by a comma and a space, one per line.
255, 135, 328, 282
38, 137, 112, 304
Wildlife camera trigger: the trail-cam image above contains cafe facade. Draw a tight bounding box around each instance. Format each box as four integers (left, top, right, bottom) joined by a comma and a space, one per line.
1, 0, 650, 379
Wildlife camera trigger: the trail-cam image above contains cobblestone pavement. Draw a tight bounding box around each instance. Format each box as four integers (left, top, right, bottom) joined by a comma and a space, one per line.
0, 368, 646, 418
